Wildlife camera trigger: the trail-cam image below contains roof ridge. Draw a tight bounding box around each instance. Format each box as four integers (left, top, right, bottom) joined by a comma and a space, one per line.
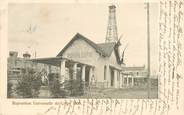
57, 33, 109, 57
76, 33, 108, 56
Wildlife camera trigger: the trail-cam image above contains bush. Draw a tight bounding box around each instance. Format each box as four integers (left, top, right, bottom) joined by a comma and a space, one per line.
16, 68, 42, 98
7, 82, 13, 98
47, 68, 85, 97
64, 79, 84, 96
62, 68, 85, 96
48, 73, 67, 98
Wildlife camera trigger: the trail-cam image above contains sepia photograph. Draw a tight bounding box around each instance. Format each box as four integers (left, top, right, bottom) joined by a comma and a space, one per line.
7, 2, 159, 99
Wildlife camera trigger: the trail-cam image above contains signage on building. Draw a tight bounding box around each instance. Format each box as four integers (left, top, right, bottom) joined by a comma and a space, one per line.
66, 51, 93, 59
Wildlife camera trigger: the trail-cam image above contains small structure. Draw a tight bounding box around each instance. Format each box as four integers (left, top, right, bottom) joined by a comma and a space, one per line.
7, 51, 59, 81
8, 51, 33, 79
121, 66, 148, 87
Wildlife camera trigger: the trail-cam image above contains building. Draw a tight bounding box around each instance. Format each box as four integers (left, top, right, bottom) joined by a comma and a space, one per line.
7, 51, 59, 82
8, 51, 33, 80
121, 66, 148, 87
32, 33, 125, 88
32, 33, 150, 89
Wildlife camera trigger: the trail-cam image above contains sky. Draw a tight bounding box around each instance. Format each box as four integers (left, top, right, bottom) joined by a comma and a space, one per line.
8, 3, 159, 74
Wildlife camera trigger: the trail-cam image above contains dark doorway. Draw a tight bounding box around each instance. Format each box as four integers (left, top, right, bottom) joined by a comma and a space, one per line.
76, 67, 82, 81
110, 68, 114, 87
85, 67, 90, 86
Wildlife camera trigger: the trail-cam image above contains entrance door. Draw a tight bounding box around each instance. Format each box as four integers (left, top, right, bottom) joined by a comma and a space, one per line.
85, 67, 90, 86
76, 67, 82, 81
110, 69, 114, 87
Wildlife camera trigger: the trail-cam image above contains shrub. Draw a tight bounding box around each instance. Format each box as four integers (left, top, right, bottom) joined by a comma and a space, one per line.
48, 73, 67, 98
16, 68, 42, 98
64, 79, 84, 96
7, 82, 13, 98
63, 68, 84, 96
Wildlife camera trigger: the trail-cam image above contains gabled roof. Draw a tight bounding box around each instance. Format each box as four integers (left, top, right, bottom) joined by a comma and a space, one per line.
56, 33, 122, 64
57, 33, 114, 57
97, 42, 116, 57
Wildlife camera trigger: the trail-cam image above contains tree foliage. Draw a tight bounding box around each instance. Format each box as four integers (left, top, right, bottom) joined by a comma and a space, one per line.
64, 69, 85, 96
48, 73, 66, 98
16, 68, 42, 98
64, 79, 84, 96
7, 82, 13, 98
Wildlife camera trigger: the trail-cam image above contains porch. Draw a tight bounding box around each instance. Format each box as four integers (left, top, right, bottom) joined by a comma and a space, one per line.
31, 57, 95, 88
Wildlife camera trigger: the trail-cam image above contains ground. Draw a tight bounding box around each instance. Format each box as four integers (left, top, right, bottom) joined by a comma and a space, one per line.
38, 86, 158, 99
73, 87, 158, 99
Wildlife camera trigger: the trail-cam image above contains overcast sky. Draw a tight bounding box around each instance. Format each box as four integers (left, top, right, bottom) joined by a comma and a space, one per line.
8, 3, 159, 74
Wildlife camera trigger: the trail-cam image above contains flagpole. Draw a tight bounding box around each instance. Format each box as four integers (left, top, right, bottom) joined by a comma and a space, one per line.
146, 2, 151, 98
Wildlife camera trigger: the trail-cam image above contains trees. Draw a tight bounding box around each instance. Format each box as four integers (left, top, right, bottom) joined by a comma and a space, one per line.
16, 68, 42, 98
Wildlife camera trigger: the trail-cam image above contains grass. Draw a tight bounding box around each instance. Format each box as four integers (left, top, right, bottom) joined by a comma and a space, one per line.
38, 86, 158, 99
79, 87, 158, 99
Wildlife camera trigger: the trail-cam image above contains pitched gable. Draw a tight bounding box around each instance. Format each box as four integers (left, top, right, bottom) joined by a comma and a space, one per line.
97, 42, 116, 57
57, 33, 107, 57
56, 33, 123, 65
98, 42, 123, 65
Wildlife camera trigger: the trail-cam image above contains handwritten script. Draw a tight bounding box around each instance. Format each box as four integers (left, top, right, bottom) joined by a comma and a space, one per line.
8, 1, 184, 115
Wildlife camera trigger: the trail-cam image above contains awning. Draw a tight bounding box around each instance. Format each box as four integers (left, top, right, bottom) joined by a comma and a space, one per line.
29, 56, 94, 67
30, 57, 62, 66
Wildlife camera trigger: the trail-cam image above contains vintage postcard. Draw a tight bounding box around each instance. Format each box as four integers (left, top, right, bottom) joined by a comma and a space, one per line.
0, 0, 184, 115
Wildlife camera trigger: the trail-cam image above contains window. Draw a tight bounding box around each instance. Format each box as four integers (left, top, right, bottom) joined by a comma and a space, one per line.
104, 65, 106, 80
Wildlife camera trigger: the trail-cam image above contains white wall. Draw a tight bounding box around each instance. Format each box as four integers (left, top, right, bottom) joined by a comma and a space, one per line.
62, 38, 122, 87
